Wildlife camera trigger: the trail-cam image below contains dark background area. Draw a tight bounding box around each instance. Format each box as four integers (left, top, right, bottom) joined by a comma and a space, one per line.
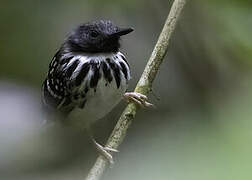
0, 0, 251, 179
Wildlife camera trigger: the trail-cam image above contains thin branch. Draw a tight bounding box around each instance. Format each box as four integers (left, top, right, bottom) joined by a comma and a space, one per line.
85, 0, 187, 179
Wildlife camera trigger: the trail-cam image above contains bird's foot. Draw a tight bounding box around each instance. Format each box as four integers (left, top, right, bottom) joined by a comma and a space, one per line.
124, 92, 154, 108
92, 139, 118, 165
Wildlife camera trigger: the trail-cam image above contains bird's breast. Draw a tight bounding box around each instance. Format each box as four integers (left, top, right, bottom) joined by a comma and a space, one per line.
70, 76, 126, 124
63, 52, 130, 124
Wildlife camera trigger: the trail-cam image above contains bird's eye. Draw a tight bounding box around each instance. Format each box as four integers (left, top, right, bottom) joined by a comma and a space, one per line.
90, 31, 99, 38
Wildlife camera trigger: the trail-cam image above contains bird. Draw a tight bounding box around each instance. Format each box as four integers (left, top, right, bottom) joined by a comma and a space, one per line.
41, 20, 152, 163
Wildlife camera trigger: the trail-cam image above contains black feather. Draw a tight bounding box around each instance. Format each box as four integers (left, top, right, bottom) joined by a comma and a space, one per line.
106, 58, 121, 88
90, 61, 101, 88
119, 62, 128, 80
65, 60, 79, 78
101, 61, 113, 83
75, 63, 90, 86
60, 56, 74, 65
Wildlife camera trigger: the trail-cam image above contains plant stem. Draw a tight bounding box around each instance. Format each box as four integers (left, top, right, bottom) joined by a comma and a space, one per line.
85, 0, 187, 179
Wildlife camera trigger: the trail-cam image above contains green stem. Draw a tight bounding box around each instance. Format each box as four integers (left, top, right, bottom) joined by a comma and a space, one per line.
85, 0, 187, 179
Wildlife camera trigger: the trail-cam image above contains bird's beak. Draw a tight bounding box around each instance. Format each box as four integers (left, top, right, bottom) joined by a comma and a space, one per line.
110, 27, 134, 37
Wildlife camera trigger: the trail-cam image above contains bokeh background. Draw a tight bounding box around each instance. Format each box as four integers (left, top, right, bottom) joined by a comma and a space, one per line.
0, 0, 252, 179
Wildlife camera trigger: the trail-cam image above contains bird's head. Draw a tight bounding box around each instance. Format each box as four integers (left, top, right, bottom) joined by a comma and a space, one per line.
65, 20, 134, 53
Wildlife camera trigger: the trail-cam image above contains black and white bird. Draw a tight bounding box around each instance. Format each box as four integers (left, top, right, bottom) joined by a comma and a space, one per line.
42, 20, 152, 163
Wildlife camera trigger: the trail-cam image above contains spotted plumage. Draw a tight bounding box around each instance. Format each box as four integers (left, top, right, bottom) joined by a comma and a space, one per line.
42, 51, 130, 118
41, 20, 156, 164
42, 20, 133, 124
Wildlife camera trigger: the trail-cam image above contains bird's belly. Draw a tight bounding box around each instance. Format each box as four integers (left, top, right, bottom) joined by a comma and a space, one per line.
69, 77, 127, 125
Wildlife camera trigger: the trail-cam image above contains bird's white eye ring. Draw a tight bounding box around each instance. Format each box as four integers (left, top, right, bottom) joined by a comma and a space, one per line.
90, 31, 99, 38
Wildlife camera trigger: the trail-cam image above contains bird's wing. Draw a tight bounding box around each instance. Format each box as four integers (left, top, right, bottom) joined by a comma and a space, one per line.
42, 51, 77, 114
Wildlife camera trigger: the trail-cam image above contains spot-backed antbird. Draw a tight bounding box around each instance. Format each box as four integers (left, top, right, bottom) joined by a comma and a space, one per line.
42, 20, 153, 163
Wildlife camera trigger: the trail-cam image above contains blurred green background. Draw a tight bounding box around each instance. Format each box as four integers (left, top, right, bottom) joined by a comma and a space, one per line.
0, 0, 252, 179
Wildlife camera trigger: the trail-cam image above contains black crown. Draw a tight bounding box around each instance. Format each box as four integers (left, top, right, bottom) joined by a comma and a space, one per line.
63, 20, 134, 53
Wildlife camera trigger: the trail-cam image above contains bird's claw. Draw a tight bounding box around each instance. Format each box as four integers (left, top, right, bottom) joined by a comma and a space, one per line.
124, 92, 154, 108
92, 139, 118, 165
